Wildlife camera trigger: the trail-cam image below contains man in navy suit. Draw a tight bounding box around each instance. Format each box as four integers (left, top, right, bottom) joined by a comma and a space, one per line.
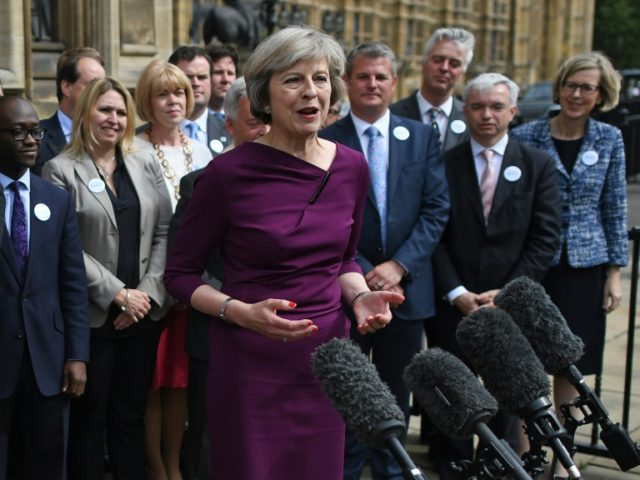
429, 73, 561, 478
0, 96, 89, 479
34, 47, 106, 175
320, 42, 449, 480
169, 46, 232, 157
390, 27, 474, 152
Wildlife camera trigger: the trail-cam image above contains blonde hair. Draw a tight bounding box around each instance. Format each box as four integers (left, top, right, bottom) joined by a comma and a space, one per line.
135, 59, 194, 123
553, 52, 621, 112
66, 77, 136, 157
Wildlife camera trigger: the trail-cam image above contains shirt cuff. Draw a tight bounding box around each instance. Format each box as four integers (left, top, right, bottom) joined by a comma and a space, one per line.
446, 286, 468, 305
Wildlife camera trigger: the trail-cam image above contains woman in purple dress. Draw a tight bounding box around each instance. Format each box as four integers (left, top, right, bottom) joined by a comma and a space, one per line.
164, 26, 403, 479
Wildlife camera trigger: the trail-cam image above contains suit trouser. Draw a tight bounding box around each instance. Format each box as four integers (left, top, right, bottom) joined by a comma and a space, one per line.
68, 328, 160, 480
0, 346, 68, 480
181, 355, 211, 480
343, 317, 424, 480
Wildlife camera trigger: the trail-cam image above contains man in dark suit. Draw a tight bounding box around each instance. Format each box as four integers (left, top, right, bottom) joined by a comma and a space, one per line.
168, 45, 232, 157
34, 47, 106, 175
428, 73, 561, 478
320, 42, 449, 480
0, 96, 89, 480
390, 27, 474, 152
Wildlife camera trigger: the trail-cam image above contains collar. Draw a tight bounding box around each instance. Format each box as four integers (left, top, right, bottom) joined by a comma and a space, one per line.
56, 109, 73, 138
193, 109, 209, 131
416, 91, 454, 117
470, 134, 509, 158
0, 169, 31, 191
350, 110, 391, 138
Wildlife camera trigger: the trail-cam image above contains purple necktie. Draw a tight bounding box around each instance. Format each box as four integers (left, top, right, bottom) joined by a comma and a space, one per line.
10, 181, 28, 275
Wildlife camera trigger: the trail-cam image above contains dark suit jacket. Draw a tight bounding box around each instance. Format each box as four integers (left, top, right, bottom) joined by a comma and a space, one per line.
34, 113, 67, 176
0, 184, 4, 246
320, 113, 449, 320
390, 93, 469, 152
168, 170, 223, 360
433, 138, 561, 300
0, 173, 89, 398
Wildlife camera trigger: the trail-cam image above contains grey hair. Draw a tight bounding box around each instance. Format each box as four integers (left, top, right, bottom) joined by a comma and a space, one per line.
423, 27, 475, 71
346, 42, 397, 77
223, 76, 247, 121
243, 25, 346, 124
463, 73, 520, 106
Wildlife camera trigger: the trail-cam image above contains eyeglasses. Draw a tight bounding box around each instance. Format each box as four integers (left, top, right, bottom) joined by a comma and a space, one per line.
562, 82, 600, 95
0, 127, 47, 141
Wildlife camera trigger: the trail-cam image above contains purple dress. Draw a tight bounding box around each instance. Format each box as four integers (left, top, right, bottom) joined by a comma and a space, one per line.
165, 141, 369, 479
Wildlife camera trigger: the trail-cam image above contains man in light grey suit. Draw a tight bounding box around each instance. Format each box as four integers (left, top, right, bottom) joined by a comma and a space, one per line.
390, 27, 475, 152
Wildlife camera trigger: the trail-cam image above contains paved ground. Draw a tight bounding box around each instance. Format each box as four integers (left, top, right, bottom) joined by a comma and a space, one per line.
363, 180, 640, 479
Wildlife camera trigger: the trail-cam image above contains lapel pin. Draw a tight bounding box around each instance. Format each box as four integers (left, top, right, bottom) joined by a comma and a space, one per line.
581, 150, 598, 166
209, 139, 224, 153
34, 203, 51, 221
88, 177, 106, 193
392, 126, 410, 141
503, 166, 522, 182
450, 120, 467, 134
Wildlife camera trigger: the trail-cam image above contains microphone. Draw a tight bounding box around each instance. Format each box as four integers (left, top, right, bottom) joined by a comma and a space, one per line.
311, 338, 428, 480
456, 308, 583, 479
495, 276, 640, 471
404, 348, 532, 480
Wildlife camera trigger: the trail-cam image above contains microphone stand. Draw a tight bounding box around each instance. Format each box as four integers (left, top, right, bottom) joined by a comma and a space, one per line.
369, 419, 429, 480
520, 397, 582, 479
559, 365, 640, 471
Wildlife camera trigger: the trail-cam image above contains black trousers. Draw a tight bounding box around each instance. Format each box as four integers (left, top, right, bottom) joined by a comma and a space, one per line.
1, 347, 68, 480
68, 329, 160, 480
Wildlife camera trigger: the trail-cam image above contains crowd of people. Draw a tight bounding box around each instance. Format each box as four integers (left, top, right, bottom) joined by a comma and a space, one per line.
0, 23, 628, 480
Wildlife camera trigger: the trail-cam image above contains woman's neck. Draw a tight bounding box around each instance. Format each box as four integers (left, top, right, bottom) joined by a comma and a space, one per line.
550, 112, 588, 140
148, 123, 182, 146
89, 145, 117, 165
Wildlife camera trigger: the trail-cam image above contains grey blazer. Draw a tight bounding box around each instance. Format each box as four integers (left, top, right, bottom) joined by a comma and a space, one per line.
42, 149, 173, 328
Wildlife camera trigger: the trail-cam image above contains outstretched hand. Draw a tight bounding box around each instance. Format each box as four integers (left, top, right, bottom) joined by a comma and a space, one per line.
353, 290, 405, 335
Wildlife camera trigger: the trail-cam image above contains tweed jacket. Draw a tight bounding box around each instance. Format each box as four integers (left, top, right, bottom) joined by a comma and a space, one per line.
42, 149, 173, 327
511, 114, 628, 268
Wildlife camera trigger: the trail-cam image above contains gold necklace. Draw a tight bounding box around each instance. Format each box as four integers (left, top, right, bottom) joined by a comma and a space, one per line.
147, 127, 193, 200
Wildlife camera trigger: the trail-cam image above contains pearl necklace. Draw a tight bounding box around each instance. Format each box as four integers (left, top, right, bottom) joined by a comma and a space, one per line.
147, 127, 193, 200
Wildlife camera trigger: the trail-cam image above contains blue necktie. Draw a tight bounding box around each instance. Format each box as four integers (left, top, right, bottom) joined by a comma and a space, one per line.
428, 108, 442, 143
365, 126, 387, 252
10, 181, 28, 275
184, 121, 199, 140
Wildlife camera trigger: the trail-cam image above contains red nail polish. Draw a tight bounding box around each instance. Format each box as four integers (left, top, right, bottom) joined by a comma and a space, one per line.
289, 301, 297, 308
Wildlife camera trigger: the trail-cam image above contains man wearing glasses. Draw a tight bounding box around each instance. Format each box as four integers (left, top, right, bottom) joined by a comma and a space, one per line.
0, 96, 89, 480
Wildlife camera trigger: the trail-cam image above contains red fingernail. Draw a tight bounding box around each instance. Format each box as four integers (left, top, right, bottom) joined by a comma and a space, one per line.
289, 301, 297, 308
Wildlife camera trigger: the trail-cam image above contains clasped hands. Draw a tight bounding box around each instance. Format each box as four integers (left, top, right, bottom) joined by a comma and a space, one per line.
454, 289, 500, 316
113, 288, 151, 330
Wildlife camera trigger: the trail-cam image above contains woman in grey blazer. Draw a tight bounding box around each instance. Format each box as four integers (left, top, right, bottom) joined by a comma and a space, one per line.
42, 77, 172, 480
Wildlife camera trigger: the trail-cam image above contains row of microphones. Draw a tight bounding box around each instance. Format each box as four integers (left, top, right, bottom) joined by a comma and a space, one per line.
457, 307, 583, 479
495, 276, 640, 472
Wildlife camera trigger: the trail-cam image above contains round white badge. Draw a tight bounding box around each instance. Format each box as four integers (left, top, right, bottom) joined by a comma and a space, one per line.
88, 178, 106, 193
393, 126, 410, 141
209, 139, 224, 153
503, 166, 522, 182
34, 203, 51, 221
582, 150, 598, 166
450, 120, 467, 134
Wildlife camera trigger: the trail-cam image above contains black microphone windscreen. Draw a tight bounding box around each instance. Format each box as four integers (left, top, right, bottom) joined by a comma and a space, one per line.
404, 348, 498, 439
456, 308, 550, 414
494, 276, 584, 374
311, 338, 405, 444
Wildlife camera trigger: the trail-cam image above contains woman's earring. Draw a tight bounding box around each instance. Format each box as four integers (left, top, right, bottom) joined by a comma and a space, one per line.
265, 106, 271, 114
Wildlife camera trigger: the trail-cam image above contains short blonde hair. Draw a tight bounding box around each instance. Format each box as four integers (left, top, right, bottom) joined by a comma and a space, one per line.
66, 77, 136, 157
135, 59, 194, 123
243, 25, 346, 124
553, 52, 621, 112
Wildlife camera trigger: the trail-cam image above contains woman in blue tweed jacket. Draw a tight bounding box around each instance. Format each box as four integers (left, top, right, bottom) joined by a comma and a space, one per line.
511, 51, 628, 479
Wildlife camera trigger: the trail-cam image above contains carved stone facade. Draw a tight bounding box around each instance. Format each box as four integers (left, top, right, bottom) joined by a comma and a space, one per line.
0, 0, 594, 115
